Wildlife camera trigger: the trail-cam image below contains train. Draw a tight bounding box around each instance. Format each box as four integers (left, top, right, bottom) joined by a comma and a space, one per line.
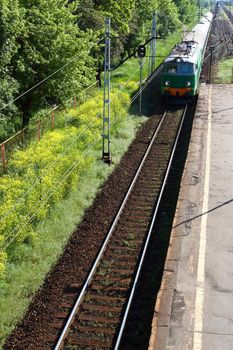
161, 12, 213, 102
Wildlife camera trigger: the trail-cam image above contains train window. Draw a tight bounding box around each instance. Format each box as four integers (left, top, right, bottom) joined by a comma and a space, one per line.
165, 64, 177, 74
178, 63, 194, 74
165, 62, 194, 75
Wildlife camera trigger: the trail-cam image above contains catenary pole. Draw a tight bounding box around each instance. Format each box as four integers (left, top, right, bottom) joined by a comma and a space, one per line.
139, 57, 143, 116
102, 18, 111, 164
150, 12, 157, 75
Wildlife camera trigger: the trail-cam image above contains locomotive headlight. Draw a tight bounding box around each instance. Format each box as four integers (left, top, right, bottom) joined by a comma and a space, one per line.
185, 81, 191, 87
165, 81, 171, 87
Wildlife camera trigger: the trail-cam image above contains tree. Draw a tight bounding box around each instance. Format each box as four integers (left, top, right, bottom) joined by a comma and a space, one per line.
75, 0, 105, 86
76, 0, 104, 32
0, 0, 204, 134
173, 0, 197, 23
0, 0, 23, 140
12, 0, 96, 126
94, 0, 136, 34
156, 0, 181, 36
93, 0, 136, 64
126, 0, 180, 48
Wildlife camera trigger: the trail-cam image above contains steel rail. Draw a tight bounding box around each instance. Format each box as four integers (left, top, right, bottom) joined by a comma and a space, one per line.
54, 110, 167, 350
114, 104, 188, 350
203, 33, 233, 63
204, 11, 233, 63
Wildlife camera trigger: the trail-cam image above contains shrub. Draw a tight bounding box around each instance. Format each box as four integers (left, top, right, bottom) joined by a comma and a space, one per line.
0, 87, 131, 276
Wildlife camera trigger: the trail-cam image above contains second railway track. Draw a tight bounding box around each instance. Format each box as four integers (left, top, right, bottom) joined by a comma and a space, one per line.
47, 105, 189, 350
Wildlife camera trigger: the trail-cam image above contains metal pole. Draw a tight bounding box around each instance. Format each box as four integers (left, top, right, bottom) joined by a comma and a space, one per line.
139, 58, 143, 116
51, 111, 55, 129
198, 0, 201, 21
1, 143, 6, 171
208, 47, 214, 83
102, 18, 111, 164
150, 12, 157, 75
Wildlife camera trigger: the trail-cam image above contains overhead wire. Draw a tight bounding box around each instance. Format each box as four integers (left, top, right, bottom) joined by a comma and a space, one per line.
0, 36, 105, 112
0, 87, 103, 225
1, 2, 207, 249
1, 21, 167, 230
1, 57, 160, 251
0, 110, 129, 250
0, 0, 204, 113
203, 32, 233, 62
203, 5, 233, 62
0, 55, 150, 226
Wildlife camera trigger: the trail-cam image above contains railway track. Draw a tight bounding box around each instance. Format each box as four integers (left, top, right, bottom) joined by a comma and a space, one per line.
35, 105, 188, 350
202, 10, 233, 81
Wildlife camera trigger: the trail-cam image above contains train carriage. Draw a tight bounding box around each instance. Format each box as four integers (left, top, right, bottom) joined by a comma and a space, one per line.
161, 12, 213, 102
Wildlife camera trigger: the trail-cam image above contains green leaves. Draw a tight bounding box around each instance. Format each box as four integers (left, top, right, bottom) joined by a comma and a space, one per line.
173, 0, 197, 23
13, 0, 96, 125
0, 88, 130, 274
0, 0, 23, 140
0, 0, 201, 138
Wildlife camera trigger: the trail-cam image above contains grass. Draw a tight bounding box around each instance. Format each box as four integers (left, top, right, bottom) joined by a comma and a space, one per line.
213, 57, 233, 83
0, 22, 198, 348
0, 114, 146, 348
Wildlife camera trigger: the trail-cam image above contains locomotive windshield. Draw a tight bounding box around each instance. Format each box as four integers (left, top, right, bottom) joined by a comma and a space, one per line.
179, 63, 194, 74
166, 63, 177, 74
165, 62, 194, 75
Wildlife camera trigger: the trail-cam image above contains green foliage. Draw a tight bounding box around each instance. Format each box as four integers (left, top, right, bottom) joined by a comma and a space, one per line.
95, 0, 136, 34
157, 0, 181, 36
173, 0, 197, 23
0, 89, 130, 273
0, 0, 22, 141
214, 57, 233, 84
0, 252, 6, 276
123, 0, 181, 58
13, 0, 96, 125
0, 8, 202, 340
0, 128, 89, 248
77, 0, 105, 32
0, 0, 200, 136
0, 112, 146, 348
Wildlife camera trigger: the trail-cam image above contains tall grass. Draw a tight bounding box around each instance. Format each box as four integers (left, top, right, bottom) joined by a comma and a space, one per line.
213, 57, 233, 83
0, 114, 146, 348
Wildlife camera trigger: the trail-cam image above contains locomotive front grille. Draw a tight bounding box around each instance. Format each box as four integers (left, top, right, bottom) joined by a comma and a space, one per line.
165, 87, 192, 97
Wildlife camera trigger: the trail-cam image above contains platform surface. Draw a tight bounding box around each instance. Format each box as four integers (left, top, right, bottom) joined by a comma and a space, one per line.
149, 84, 233, 350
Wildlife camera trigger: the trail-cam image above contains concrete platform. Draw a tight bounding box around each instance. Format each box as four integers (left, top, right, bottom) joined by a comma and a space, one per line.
149, 84, 233, 350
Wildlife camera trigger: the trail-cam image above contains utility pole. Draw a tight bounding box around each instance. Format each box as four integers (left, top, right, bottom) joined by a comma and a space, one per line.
102, 18, 111, 164
139, 58, 143, 116
149, 12, 157, 75
198, 0, 202, 21
208, 46, 214, 84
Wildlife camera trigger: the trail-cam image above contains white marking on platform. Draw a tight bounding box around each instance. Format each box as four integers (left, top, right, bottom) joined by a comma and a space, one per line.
193, 85, 212, 350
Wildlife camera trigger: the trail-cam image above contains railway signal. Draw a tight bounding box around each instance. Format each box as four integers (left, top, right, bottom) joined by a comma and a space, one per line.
138, 45, 146, 58
137, 45, 146, 116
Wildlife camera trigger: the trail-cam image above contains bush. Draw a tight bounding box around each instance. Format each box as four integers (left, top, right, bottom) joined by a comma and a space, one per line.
0, 88, 131, 275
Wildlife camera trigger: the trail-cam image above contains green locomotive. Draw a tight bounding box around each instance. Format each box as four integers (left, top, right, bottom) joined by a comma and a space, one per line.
161, 12, 213, 101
